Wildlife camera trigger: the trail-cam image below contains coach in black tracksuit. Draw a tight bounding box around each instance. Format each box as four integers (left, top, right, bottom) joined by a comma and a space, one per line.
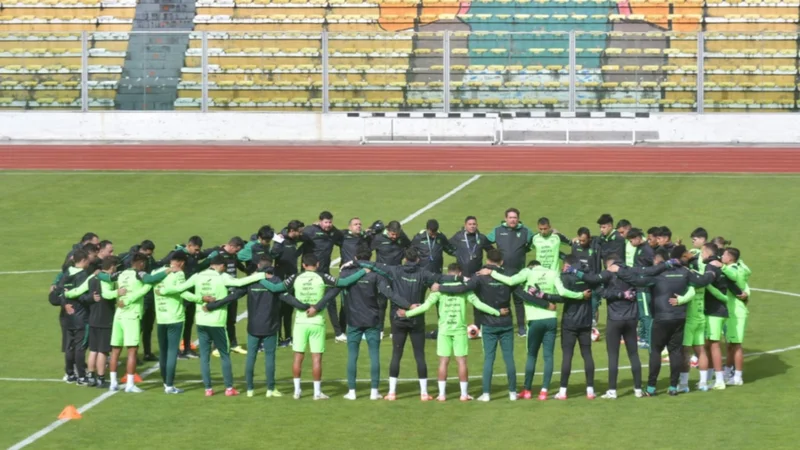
410, 219, 456, 274
300, 220, 346, 337
619, 249, 715, 394
60, 254, 93, 383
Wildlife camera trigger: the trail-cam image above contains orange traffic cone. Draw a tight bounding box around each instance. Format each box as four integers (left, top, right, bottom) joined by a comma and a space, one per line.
58, 405, 82, 420
121, 373, 142, 383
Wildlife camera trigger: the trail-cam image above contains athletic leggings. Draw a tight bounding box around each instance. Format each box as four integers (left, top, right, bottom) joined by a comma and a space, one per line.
347, 326, 381, 389
182, 300, 196, 351
648, 319, 685, 389
389, 321, 427, 379
606, 319, 642, 390
157, 323, 182, 387
246, 334, 277, 391
560, 326, 595, 388
225, 300, 239, 347
65, 327, 87, 378
326, 297, 345, 336
280, 301, 293, 340
524, 318, 557, 391
141, 298, 155, 355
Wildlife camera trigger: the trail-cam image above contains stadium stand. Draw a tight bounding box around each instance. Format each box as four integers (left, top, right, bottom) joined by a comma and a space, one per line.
1, 0, 799, 111
0, 0, 135, 109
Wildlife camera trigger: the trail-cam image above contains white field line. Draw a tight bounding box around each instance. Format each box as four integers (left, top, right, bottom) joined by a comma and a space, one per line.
0, 171, 799, 178
6, 174, 483, 449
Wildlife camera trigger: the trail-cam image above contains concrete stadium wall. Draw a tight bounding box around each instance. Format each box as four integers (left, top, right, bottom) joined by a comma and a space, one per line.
1, 112, 799, 144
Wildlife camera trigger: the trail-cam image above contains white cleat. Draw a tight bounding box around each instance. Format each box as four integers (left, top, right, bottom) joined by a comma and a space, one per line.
476, 393, 491, 402
293, 390, 302, 400
726, 379, 743, 386
509, 392, 518, 401
124, 385, 144, 393
677, 385, 690, 394
601, 390, 618, 399
164, 387, 184, 394
335, 334, 348, 343
314, 392, 330, 400
343, 392, 357, 401
370, 392, 383, 401
634, 389, 644, 398
109, 382, 119, 392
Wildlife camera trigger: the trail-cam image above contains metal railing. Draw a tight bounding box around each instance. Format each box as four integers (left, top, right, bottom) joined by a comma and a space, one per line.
0, 30, 797, 112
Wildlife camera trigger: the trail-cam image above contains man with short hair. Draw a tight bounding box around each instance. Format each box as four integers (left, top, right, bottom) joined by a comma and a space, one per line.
719, 247, 751, 386
271, 220, 305, 347
449, 216, 493, 278
300, 211, 348, 343
97, 240, 114, 260
206, 237, 249, 354
62, 232, 99, 271
646, 227, 660, 249
487, 208, 535, 337
402, 263, 504, 402
370, 220, 411, 335
616, 219, 632, 238
120, 240, 159, 361
626, 228, 655, 349
656, 226, 676, 253
571, 227, 601, 327
164, 255, 272, 396
59, 249, 94, 385
411, 219, 456, 275
239, 225, 275, 274
596, 214, 625, 266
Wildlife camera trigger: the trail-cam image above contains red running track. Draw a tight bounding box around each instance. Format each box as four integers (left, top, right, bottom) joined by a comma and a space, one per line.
1, 145, 800, 172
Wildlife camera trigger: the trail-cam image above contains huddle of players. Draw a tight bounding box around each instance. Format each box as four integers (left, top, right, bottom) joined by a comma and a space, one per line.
51, 209, 751, 401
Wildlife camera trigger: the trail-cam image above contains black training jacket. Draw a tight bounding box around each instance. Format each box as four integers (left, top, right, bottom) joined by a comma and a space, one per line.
339, 266, 407, 328
449, 229, 493, 276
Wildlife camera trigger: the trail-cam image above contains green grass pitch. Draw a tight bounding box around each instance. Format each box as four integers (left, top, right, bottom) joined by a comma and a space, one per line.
1, 171, 800, 449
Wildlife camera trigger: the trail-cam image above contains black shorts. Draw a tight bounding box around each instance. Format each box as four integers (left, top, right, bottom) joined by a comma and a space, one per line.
89, 327, 112, 354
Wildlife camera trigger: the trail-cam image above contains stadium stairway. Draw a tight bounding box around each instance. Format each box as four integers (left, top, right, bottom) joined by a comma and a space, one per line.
116, 0, 196, 109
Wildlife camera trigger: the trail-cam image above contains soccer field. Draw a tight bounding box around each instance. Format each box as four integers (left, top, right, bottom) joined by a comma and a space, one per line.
2, 171, 800, 449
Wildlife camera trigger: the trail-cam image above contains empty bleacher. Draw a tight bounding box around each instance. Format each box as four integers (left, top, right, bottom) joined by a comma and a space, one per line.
2, 0, 800, 111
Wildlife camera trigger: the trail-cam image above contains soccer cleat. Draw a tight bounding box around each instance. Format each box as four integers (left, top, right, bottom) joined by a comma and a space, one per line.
165, 387, 184, 394
586, 392, 597, 400
601, 390, 617, 399
96, 380, 108, 389
335, 334, 348, 343
698, 385, 710, 392
713, 382, 727, 391
278, 339, 291, 348
205, 389, 214, 397
668, 388, 679, 397
554, 392, 567, 400
426, 330, 438, 340
293, 390, 302, 400
520, 389, 533, 400
634, 389, 644, 398
677, 385, 690, 394
726, 379, 743, 386
643, 388, 657, 397
437, 395, 447, 402
125, 385, 144, 393
143, 353, 158, 362
343, 392, 357, 401
184, 350, 199, 359
108, 382, 119, 392
267, 390, 282, 398
313, 392, 330, 400
476, 393, 491, 402
62, 373, 69, 382
247, 390, 254, 398
537, 391, 548, 401
212, 349, 220, 358
517, 331, 527, 338
225, 388, 240, 397
420, 393, 433, 402
509, 392, 518, 401
638, 341, 650, 350
65, 374, 77, 384
86, 375, 96, 386
460, 395, 473, 402
230, 345, 247, 355
370, 392, 383, 400
384, 393, 397, 401
76, 377, 88, 386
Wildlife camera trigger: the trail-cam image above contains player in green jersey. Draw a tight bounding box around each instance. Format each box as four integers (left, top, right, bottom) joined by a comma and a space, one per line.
401, 263, 504, 401
720, 247, 751, 386
678, 247, 711, 392
165, 255, 270, 396
530, 217, 571, 273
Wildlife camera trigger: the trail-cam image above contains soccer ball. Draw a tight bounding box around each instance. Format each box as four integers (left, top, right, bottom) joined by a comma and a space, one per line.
591, 328, 601, 342
690, 355, 699, 368
467, 324, 480, 339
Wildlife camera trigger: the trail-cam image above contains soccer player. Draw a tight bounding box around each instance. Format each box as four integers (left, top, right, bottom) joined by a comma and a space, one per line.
205, 254, 310, 398
697, 243, 731, 390
616, 219, 632, 238
690, 227, 708, 250
646, 227, 660, 249
626, 228, 655, 349
151, 252, 198, 394
59, 249, 94, 385
487, 208, 535, 337
108, 253, 158, 393
339, 245, 408, 400
370, 220, 411, 335
530, 217, 571, 273
284, 254, 365, 400
120, 240, 159, 362
300, 211, 348, 343
271, 220, 306, 347
551, 255, 595, 400
401, 263, 504, 402
454, 249, 518, 401
655, 226, 676, 253
206, 237, 249, 355
676, 247, 712, 393
720, 247, 751, 386
238, 225, 275, 274
165, 255, 269, 396
358, 247, 447, 401
571, 227, 602, 327
480, 260, 587, 400
64, 256, 123, 388
62, 232, 99, 271
97, 240, 114, 260
596, 214, 626, 265
411, 219, 456, 275
618, 245, 715, 396
157, 235, 212, 359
